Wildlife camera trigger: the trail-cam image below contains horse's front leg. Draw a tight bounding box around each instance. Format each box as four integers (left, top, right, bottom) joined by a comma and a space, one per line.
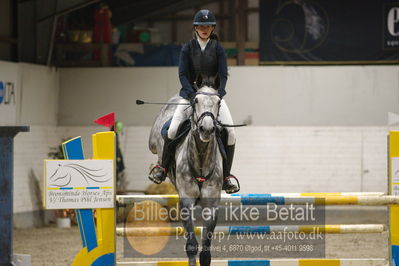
199, 186, 221, 266
180, 197, 199, 266
176, 170, 200, 266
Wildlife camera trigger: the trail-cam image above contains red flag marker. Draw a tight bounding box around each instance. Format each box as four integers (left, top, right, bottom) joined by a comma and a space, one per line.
94, 112, 115, 129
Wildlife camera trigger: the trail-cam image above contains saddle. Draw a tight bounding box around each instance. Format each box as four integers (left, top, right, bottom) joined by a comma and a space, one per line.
161, 119, 228, 169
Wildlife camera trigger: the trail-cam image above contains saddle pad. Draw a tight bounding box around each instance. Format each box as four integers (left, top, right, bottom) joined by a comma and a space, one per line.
161, 119, 172, 139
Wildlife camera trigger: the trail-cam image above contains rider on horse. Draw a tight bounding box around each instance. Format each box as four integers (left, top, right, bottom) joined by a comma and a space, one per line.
149, 9, 239, 194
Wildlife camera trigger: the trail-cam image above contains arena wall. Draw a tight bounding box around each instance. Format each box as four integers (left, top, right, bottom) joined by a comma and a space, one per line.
4, 62, 61, 227
59, 66, 399, 126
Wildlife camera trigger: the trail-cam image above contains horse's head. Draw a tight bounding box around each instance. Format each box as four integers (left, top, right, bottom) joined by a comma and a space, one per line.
191, 75, 221, 142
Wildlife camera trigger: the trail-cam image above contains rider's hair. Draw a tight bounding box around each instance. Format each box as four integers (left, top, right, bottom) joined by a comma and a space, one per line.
192, 29, 219, 41
210, 32, 219, 41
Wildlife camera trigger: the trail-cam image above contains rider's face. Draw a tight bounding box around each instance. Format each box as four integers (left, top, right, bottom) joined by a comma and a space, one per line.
195, 25, 214, 40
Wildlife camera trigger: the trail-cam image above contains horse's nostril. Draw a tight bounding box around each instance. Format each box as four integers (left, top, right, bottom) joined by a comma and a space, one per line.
199, 126, 204, 132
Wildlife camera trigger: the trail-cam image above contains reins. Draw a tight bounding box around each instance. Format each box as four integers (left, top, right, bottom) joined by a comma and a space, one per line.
191, 91, 247, 128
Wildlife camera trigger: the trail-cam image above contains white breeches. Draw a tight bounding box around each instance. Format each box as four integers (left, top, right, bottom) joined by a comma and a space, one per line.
167, 97, 236, 146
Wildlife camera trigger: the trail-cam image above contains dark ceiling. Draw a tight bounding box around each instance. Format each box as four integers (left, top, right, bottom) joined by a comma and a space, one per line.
108, 0, 220, 26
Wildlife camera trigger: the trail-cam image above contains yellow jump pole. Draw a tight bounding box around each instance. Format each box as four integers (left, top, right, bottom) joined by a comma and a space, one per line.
69, 131, 116, 265
92, 131, 116, 264
389, 131, 399, 266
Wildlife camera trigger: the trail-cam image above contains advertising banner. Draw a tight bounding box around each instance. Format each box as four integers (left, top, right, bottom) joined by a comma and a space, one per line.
44, 159, 114, 209
260, 0, 399, 64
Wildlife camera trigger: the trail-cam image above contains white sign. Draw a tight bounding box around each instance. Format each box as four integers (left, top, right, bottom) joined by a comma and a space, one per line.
44, 160, 114, 209
391, 157, 399, 195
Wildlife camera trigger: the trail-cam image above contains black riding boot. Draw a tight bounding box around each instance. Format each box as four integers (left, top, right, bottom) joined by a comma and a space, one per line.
148, 137, 174, 184
222, 144, 240, 193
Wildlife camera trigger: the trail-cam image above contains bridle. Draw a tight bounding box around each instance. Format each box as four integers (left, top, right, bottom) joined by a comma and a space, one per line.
189, 91, 221, 183
190, 91, 221, 131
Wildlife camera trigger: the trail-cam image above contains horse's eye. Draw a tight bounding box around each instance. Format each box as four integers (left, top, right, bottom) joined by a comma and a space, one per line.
195, 98, 199, 104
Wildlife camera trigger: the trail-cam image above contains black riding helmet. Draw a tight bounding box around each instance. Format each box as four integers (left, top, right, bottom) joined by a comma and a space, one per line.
193, 10, 216, 26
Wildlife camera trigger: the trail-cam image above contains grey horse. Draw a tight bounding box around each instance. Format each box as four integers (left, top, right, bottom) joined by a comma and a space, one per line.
149, 81, 223, 266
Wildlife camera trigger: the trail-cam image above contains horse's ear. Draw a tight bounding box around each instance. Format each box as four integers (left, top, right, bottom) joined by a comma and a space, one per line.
195, 74, 203, 88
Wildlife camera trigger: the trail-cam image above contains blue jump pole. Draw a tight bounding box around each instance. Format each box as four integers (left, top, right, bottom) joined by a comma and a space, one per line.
0, 126, 29, 266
